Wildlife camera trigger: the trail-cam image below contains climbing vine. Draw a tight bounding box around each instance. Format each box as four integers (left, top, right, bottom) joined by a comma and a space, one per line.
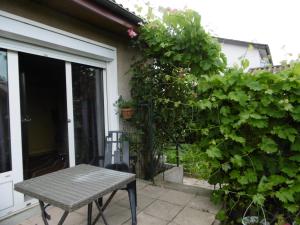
193, 65, 300, 224
129, 9, 225, 179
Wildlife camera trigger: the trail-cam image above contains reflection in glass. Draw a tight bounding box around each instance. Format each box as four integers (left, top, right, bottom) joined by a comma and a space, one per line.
0, 49, 11, 173
72, 63, 105, 166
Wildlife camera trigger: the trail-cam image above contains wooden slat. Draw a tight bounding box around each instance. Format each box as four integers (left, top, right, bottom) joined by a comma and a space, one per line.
14, 164, 135, 211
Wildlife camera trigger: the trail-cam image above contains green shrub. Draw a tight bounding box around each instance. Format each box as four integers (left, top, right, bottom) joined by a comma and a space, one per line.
165, 144, 212, 179
129, 9, 226, 179
193, 65, 300, 224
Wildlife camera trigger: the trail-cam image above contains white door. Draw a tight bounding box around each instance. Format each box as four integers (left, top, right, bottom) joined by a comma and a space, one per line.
0, 47, 107, 219
0, 50, 24, 217
0, 51, 79, 218
0, 49, 14, 213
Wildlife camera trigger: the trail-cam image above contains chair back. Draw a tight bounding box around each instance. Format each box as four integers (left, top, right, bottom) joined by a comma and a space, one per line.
104, 131, 129, 167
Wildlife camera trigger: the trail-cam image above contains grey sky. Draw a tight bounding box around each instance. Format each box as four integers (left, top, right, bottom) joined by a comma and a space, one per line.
117, 0, 300, 65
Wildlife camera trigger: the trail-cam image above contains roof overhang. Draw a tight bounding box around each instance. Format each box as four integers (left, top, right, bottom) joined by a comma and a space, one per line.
217, 37, 273, 65
34, 0, 143, 36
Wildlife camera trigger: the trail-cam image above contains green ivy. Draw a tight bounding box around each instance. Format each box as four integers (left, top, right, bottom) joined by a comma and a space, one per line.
193, 66, 300, 223
129, 9, 225, 179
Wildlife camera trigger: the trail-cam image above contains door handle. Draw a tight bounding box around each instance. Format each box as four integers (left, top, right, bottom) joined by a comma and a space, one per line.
22, 116, 32, 123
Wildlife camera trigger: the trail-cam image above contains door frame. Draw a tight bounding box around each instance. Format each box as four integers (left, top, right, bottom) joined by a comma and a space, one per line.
0, 10, 119, 218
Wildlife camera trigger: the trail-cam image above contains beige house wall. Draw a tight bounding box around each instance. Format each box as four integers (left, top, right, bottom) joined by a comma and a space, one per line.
0, 0, 136, 99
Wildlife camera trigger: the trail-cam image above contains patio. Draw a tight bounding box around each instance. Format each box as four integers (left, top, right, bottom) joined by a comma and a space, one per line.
3, 179, 220, 225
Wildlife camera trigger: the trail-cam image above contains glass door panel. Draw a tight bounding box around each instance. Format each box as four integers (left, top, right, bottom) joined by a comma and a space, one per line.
0, 49, 11, 174
19, 52, 69, 180
0, 49, 14, 213
71, 63, 105, 166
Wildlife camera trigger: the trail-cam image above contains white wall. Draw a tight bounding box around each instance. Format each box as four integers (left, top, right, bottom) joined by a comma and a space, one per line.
221, 43, 263, 69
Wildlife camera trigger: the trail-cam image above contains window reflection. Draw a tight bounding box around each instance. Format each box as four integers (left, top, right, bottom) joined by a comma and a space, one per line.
72, 63, 105, 166
0, 49, 11, 173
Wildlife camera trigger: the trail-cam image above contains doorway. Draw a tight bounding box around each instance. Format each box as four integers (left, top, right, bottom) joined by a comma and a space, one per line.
18, 53, 69, 180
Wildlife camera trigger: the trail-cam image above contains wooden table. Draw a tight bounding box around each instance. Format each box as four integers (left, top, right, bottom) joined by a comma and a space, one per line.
15, 164, 137, 225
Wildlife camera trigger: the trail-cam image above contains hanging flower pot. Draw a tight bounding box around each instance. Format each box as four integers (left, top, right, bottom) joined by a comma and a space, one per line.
121, 107, 135, 120
114, 96, 136, 120
241, 201, 270, 225
242, 216, 270, 225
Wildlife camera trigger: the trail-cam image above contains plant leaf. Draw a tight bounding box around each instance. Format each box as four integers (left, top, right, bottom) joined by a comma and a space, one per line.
259, 136, 278, 153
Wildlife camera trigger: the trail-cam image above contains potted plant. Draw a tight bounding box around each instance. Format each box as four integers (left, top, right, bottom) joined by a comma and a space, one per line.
242, 216, 270, 225
115, 96, 135, 120
241, 203, 270, 225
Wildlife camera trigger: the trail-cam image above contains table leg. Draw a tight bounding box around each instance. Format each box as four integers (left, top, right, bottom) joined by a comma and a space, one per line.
127, 180, 137, 225
94, 201, 108, 225
87, 203, 93, 225
39, 201, 69, 225
91, 191, 117, 225
98, 197, 103, 207
58, 211, 69, 225
39, 201, 50, 225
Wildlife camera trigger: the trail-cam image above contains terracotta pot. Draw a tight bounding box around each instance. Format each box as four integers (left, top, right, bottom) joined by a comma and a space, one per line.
121, 108, 135, 119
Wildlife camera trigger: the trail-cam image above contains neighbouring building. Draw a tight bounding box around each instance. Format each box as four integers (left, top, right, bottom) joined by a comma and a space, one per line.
217, 37, 273, 69
0, 0, 142, 219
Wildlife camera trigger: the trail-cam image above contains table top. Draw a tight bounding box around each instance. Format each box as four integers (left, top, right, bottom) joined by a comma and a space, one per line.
15, 164, 135, 211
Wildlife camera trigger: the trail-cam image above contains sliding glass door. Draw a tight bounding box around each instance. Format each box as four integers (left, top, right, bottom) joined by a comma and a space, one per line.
0, 49, 13, 212
0, 49, 107, 218
19, 53, 69, 181
71, 63, 105, 166
0, 49, 10, 174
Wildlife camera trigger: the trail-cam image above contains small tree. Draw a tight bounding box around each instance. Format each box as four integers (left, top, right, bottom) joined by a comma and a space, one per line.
129, 9, 226, 179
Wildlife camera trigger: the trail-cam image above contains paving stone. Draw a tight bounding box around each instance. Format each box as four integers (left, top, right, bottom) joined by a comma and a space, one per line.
123, 212, 168, 225
137, 180, 149, 190
143, 200, 183, 221
212, 219, 221, 225
139, 185, 167, 199
16, 220, 33, 225
187, 195, 221, 214
173, 207, 215, 225
183, 177, 215, 190
28, 208, 85, 225
159, 189, 194, 206
98, 204, 131, 225
116, 194, 156, 211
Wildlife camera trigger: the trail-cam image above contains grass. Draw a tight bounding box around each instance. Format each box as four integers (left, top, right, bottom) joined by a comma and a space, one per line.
164, 144, 211, 180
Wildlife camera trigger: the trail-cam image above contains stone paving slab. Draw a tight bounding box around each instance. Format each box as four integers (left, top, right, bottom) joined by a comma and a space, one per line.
187, 195, 221, 214
117, 194, 156, 212
183, 177, 215, 190
143, 200, 183, 221
173, 207, 216, 225
5, 179, 218, 225
123, 212, 168, 225
26, 207, 85, 225
97, 204, 131, 225
139, 185, 168, 199
158, 189, 194, 206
